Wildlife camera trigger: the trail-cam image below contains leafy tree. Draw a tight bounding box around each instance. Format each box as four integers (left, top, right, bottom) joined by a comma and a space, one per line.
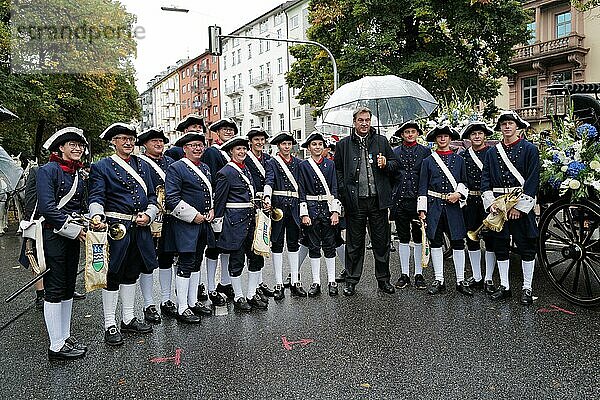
573, 0, 600, 11
286, 0, 531, 117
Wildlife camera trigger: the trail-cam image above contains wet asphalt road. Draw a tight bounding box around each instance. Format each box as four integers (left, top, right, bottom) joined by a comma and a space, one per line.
0, 228, 598, 400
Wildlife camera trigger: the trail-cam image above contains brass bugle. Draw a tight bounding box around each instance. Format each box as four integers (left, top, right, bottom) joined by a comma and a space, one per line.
467, 224, 486, 241
270, 207, 284, 221
71, 213, 127, 240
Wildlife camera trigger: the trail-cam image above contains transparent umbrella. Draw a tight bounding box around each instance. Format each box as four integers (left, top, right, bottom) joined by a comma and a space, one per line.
0, 105, 18, 122
321, 75, 437, 128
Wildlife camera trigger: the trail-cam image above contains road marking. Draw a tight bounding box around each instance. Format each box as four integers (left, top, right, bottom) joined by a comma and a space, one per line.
150, 348, 182, 365
537, 304, 576, 315
281, 336, 314, 350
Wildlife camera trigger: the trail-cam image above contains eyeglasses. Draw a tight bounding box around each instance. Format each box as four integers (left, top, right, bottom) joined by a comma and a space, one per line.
65, 142, 85, 149
113, 136, 136, 143
185, 143, 205, 149
221, 128, 235, 133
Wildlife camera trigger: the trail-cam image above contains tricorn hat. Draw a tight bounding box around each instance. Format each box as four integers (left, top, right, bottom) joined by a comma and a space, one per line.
43, 127, 88, 152
425, 125, 459, 142
460, 121, 493, 139
247, 126, 269, 140
176, 114, 206, 132
394, 120, 423, 137
100, 122, 137, 141
494, 110, 530, 131
136, 127, 169, 146
301, 131, 326, 148
209, 118, 238, 134
220, 135, 249, 153
174, 131, 206, 147
269, 131, 297, 146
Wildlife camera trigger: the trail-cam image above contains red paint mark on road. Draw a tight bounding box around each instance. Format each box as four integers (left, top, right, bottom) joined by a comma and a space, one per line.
150, 348, 182, 365
281, 336, 315, 351
537, 304, 576, 315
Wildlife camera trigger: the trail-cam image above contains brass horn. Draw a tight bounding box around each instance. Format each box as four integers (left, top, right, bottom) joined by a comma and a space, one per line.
467, 224, 486, 242
71, 213, 127, 241
270, 207, 284, 222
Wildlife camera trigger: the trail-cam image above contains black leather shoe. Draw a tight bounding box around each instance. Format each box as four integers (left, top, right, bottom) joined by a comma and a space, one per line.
414, 274, 427, 290
343, 282, 356, 296
490, 285, 512, 301
328, 282, 338, 296
73, 291, 86, 300
484, 280, 496, 294
190, 302, 212, 316
378, 281, 395, 294
335, 269, 347, 283
273, 284, 285, 300
256, 288, 270, 304
234, 297, 252, 312
247, 294, 268, 310
456, 281, 474, 296
520, 288, 533, 305
283, 273, 292, 288
121, 317, 153, 334
160, 300, 178, 318
177, 308, 201, 324
209, 290, 226, 306
197, 283, 208, 301
144, 305, 162, 324
258, 283, 275, 297
308, 283, 321, 297
104, 325, 124, 346
465, 277, 484, 290
395, 274, 411, 289
290, 282, 307, 297
427, 280, 447, 295
216, 283, 235, 300
48, 343, 86, 361
65, 336, 88, 352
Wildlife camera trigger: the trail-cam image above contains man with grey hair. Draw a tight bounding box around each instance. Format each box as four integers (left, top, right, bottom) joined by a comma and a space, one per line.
334, 107, 399, 296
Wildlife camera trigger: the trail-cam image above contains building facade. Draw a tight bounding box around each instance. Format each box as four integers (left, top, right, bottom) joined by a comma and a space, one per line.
497, 1, 600, 125
219, 0, 315, 152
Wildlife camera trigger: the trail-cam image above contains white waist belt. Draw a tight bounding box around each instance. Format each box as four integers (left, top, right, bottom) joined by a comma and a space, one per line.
226, 202, 253, 209
492, 187, 521, 194
272, 190, 298, 198
468, 190, 482, 196
306, 194, 334, 201
106, 211, 137, 221
427, 190, 452, 200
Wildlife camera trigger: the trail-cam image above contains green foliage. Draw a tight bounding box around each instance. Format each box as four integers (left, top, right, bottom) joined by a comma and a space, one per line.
573, 0, 600, 12
287, 0, 531, 115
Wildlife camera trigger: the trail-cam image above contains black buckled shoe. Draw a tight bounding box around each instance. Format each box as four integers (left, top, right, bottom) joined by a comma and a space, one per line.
465, 277, 483, 290
234, 297, 252, 312
490, 285, 512, 301
290, 282, 307, 297
160, 300, 178, 318
343, 282, 356, 296
427, 280, 447, 295
120, 317, 153, 334
209, 290, 227, 306
335, 269, 347, 283
216, 283, 235, 300
328, 282, 338, 296
247, 294, 268, 310
73, 291, 86, 300
177, 308, 201, 324
456, 281, 474, 296
308, 283, 321, 297
520, 288, 533, 305
283, 273, 292, 288
65, 336, 88, 352
190, 302, 212, 316
144, 305, 162, 324
48, 342, 86, 361
394, 274, 411, 289
104, 325, 124, 346
273, 284, 285, 301
256, 288, 270, 304
378, 281, 395, 294
484, 280, 496, 294
197, 283, 208, 301
258, 283, 275, 297
414, 274, 427, 290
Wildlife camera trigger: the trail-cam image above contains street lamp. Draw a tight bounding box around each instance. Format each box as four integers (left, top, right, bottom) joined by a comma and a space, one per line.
544, 77, 570, 119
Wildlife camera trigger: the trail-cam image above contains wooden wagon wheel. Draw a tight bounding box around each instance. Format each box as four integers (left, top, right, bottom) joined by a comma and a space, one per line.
538, 198, 600, 306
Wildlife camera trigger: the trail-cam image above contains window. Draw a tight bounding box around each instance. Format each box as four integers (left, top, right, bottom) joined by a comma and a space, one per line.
213, 105, 218, 115
212, 88, 218, 98
187, 83, 190, 91
266, 89, 271, 107
266, 116, 272, 133
277, 58, 283, 74
259, 91, 265, 107
182, 85, 186, 94
522, 77, 538, 108
248, 69, 253, 83
248, 43, 252, 59
236, 97, 242, 112
212, 56, 217, 63
259, 65, 264, 79
279, 113, 285, 131
233, 38, 239, 47
293, 106, 301, 118
266, 62, 271, 76
556, 12, 571, 38
294, 129, 302, 139
231, 52, 236, 66
223, 56, 227, 70
192, 65, 197, 73
212, 71, 217, 81
249, 94, 254, 109
186, 68, 190, 76
259, 21, 267, 33
274, 13, 283, 26
290, 15, 299, 29
259, 40, 263, 54
266, 37, 270, 52
553, 70, 572, 84
527, 21, 536, 45
204, 108, 209, 117
222, 43, 228, 52
278, 85, 284, 103
237, 73, 242, 87
237, 49, 241, 64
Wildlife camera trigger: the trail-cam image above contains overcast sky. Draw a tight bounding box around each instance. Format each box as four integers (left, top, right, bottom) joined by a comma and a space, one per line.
120, 0, 284, 92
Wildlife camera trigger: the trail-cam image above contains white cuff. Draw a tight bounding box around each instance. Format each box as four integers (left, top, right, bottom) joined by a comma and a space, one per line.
328, 198, 342, 214
263, 185, 273, 198
300, 202, 308, 217
457, 183, 468, 199
89, 202, 104, 219
514, 193, 536, 214
482, 190, 495, 211
145, 204, 159, 224
172, 200, 198, 223
417, 195, 427, 213
54, 217, 82, 240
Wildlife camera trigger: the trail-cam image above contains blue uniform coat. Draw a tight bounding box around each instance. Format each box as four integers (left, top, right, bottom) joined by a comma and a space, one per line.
264, 155, 301, 227
201, 144, 229, 187
298, 157, 341, 219
391, 143, 430, 219
460, 146, 490, 230
246, 151, 271, 195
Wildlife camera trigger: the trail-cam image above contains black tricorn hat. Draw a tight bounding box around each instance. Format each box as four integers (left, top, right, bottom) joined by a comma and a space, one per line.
174, 131, 206, 147
43, 127, 88, 152
425, 125, 459, 142
209, 118, 238, 134
100, 122, 137, 141
394, 120, 423, 137
460, 121, 493, 139
494, 110, 530, 131
269, 131, 297, 146
301, 131, 326, 148
136, 127, 169, 146
221, 135, 249, 153
247, 126, 269, 140
176, 114, 206, 132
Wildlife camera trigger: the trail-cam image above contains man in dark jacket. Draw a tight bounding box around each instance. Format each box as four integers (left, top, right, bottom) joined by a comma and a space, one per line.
334, 107, 399, 296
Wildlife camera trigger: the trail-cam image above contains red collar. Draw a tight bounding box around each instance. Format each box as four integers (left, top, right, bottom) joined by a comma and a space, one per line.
252, 151, 262, 161
279, 154, 292, 164
233, 161, 245, 169
503, 137, 521, 148
403, 141, 417, 147
184, 156, 201, 166
436, 150, 453, 155
49, 153, 83, 174
314, 156, 324, 165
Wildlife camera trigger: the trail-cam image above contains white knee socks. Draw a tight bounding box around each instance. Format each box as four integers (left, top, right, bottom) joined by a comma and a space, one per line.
522, 260, 535, 290
413, 244, 423, 275
206, 258, 218, 292
247, 271, 260, 299
139, 272, 154, 308
119, 283, 137, 325
188, 271, 200, 307
175, 276, 190, 315
289, 251, 300, 285
44, 301, 64, 352
61, 299, 73, 342
431, 247, 444, 283
272, 252, 283, 285
497, 259, 510, 289
220, 254, 231, 285
159, 268, 173, 303
310, 258, 321, 285
102, 289, 119, 329
398, 243, 411, 275
453, 249, 466, 283
230, 275, 244, 301
326, 257, 336, 283
484, 251, 496, 282
468, 250, 482, 282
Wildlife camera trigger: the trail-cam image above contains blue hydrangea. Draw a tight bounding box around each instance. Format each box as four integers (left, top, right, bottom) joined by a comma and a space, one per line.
565, 147, 574, 158
452, 109, 459, 120
552, 153, 561, 164
576, 123, 598, 140
548, 177, 562, 190
566, 161, 586, 178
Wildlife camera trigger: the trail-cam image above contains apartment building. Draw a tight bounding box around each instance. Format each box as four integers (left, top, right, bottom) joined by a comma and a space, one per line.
497, 1, 600, 125
219, 0, 315, 152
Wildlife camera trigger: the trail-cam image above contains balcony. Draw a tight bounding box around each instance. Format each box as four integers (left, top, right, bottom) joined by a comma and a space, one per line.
250, 74, 273, 88
250, 101, 273, 116
511, 34, 588, 71
192, 82, 210, 93
223, 108, 243, 119
224, 84, 244, 97
514, 106, 544, 122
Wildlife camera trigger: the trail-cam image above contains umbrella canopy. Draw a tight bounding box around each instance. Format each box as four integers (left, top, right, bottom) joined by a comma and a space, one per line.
321, 75, 437, 128
0, 105, 18, 122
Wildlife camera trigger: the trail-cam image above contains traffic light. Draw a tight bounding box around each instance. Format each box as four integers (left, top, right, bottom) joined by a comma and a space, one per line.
208, 25, 222, 56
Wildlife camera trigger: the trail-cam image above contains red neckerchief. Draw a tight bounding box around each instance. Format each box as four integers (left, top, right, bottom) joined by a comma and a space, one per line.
49, 153, 83, 174
253, 151, 262, 161
279, 153, 293, 164
436, 150, 453, 155
503, 137, 521, 148
403, 141, 417, 147
184, 155, 201, 166
314, 156, 324, 165
233, 160, 245, 169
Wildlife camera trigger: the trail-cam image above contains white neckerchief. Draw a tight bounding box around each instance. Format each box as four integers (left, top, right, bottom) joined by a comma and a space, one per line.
181, 158, 213, 208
